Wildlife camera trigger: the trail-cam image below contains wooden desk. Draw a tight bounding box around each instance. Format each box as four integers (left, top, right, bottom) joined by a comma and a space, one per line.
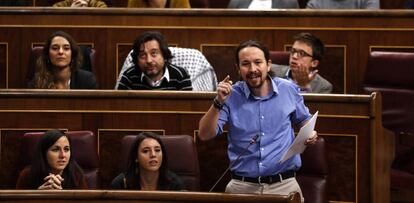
1, 8, 414, 93
12, 0, 409, 9
0, 190, 301, 203
0, 90, 392, 203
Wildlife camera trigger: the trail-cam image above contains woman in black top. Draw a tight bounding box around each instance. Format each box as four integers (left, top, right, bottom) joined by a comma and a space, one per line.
110, 132, 183, 190
16, 130, 88, 189
31, 31, 96, 89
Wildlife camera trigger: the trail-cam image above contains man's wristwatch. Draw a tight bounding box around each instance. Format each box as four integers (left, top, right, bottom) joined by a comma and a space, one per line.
213, 97, 223, 110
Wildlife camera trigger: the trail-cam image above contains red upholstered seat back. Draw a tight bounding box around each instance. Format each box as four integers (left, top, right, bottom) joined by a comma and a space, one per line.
363, 51, 414, 194
269, 51, 290, 66
297, 137, 328, 203
364, 51, 414, 133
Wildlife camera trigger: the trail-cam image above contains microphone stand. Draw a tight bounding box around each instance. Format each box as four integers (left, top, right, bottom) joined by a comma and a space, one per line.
209, 134, 259, 192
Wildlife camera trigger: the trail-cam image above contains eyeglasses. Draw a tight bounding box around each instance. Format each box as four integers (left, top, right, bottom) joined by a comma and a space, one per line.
289, 48, 313, 58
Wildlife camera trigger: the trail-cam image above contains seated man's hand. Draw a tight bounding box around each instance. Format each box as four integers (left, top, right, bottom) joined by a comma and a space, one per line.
292, 63, 318, 89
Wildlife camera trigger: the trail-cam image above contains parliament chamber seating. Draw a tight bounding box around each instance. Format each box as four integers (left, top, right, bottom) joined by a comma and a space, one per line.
188, 0, 309, 8
297, 137, 328, 203
120, 135, 200, 191
269, 51, 290, 66
117, 47, 217, 91
189, 0, 230, 8
34, 0, 115, 7
25, 45, 96, 87
18, 131, 100, 189
363, 51, 414, 202
258, 50, 330, 202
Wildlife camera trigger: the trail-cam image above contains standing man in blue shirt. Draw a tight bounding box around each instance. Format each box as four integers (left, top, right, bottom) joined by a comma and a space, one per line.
198, 40, 317, 201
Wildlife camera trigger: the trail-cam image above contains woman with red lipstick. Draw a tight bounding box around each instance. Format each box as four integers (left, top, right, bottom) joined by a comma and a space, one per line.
16, 130, 87, 189
30, 31, 96, 89
110, 132, 183, 190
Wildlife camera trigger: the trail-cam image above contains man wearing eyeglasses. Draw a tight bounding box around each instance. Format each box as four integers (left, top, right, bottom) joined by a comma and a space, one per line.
272, 33, 333, 93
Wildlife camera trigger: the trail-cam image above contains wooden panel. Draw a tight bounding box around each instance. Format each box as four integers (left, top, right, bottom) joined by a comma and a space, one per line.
202, 45, 238, 82
0, 90, 392, 203
1, 9, 414, 92
370, 46, 414, 53
324, 134, 357, 201
0, 190, 302, 203
322, 46, 346, 94
380, 0, 406, 9
0, 43, 6, 88
11, 0, 409, 9
116, 43, 132, 78
196, 132, 230, 192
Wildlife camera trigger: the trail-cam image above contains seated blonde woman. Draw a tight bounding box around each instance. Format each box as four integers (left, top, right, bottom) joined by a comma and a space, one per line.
53, 0, 107, 8
127, 0, 190, 8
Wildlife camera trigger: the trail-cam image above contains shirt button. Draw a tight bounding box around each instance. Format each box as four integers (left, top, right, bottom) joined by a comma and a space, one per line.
262, 132, 265, 136
261, 115, 264, 119
259, 162, 262, 165
261, 148, 264, 151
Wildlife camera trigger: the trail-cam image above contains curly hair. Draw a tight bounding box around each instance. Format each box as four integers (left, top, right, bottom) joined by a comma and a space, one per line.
130, 31, 173, 69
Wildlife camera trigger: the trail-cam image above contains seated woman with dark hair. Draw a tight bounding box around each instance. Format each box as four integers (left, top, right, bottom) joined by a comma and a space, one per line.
29, 31, 97, 89
16, 130, 88, 189
110, 132, 183, 190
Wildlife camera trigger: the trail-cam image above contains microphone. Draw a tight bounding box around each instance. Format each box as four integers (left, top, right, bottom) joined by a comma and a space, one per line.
209, 134, 259, 192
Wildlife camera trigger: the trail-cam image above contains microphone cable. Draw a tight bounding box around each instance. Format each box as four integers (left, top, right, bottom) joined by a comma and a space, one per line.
209, 134, 259, 192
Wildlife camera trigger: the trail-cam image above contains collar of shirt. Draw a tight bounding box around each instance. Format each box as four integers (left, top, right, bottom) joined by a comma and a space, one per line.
285, 68, 309, 92
285, 68, 294, 80
140, 66, 170, 87
284, 69, 299, 86
240, 76, 279, 99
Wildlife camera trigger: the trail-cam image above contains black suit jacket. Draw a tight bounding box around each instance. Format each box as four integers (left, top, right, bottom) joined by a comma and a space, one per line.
70, 69, 97, 89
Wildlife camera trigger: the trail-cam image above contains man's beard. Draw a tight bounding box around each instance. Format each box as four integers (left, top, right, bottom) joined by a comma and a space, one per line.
245, 72, 264, 89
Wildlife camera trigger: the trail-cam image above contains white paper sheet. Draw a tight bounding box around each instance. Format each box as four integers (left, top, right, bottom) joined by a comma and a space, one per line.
279, 111, 318, 163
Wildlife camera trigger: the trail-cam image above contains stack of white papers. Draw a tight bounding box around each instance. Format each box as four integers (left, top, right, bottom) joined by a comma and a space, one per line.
279, 111, 318, 163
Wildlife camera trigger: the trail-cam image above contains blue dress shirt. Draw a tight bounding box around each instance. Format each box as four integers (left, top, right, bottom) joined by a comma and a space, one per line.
216, 77, 311, 177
